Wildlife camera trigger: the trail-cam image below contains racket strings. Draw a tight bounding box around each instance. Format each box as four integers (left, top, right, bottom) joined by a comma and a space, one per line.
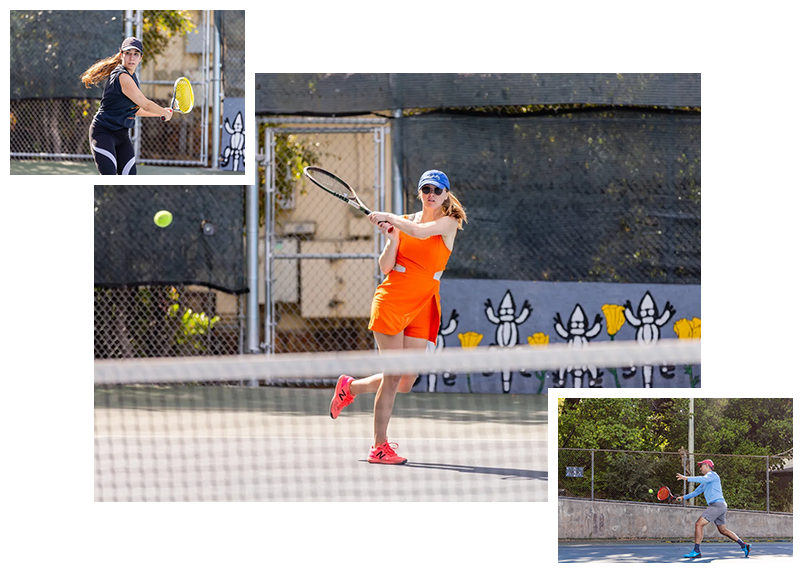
174, 80, 194, 113
308, 170, 356, 200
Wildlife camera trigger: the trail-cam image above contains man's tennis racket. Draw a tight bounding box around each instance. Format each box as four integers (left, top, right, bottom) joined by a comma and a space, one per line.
161, 77, 194, 121
657, 486, 678, 501
303, 166, 392, 231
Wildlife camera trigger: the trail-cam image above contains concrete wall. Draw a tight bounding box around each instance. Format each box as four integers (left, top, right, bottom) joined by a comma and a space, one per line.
559, 498, 793, 539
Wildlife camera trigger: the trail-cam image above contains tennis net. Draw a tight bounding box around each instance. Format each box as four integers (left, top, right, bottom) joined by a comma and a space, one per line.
94, 339, 700, 502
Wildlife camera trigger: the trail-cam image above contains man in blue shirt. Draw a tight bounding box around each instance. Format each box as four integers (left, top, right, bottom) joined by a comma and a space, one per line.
675, 459, 751, 559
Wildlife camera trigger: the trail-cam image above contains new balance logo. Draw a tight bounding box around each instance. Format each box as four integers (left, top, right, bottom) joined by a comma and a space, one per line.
338, 391, 347, 400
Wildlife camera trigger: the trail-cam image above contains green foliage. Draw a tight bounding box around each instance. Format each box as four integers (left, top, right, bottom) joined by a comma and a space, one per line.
558, 397, 674, 451
256, 123, 324, 226
167, 288, 220, 351
141, 10, 197, 66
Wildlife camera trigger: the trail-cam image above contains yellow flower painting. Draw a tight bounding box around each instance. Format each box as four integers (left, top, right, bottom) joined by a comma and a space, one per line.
458, 332, 484, 348
601, 304, 626, 338
674, 317, 701, 340
601, 304, 626, 388
673, 317, 701, 387
527, 332, 549, 346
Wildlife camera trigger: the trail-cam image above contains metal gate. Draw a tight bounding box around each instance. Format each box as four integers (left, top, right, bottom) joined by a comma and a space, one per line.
262, 117, 389, 364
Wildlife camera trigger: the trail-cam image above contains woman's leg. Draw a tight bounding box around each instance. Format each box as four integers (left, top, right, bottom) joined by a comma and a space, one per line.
89, 126, 119, 175
116, 136, 137, 175
349, 373, 383, 395
372, 333, 428, 447
350, 336, 428, 396
371, 331, 404, 447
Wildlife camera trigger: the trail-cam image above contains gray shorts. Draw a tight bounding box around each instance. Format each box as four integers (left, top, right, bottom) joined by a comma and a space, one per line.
700, 502, 728, 525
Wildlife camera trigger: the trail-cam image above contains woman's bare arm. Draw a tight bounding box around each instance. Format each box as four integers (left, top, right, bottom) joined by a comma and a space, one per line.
119, 73, 173, 120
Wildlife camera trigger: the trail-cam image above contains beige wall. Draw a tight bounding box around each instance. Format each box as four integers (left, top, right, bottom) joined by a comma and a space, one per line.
138, 10, 205, 101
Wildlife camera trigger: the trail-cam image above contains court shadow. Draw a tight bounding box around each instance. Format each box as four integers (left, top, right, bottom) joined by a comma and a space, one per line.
400, 461, 547, 480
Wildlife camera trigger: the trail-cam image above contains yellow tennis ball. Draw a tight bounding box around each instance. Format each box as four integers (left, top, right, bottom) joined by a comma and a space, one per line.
649, 489, 654, 494
154, 210, 173, 228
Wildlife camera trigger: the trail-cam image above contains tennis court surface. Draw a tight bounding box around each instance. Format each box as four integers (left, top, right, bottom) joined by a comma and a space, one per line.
11, 159, 241, 175
558, 540, 793, 563
95, 386, 547, 502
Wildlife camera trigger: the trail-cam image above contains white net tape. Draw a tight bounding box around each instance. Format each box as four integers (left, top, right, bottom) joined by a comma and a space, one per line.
95, 339, 700, 384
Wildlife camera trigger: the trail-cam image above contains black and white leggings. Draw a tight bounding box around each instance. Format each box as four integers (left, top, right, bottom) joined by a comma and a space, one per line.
89, 124, 137, 175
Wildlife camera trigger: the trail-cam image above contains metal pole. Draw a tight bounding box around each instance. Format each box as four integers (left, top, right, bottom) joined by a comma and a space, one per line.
391, 108, 404, 214
590, 450, 595, 501
688, 397, 695, 475
246, 116, 264, 387
264, 125, 275, 357
202, 10, 211, 167
246, 182, 259, 354
766, 456, 770, 512
125, 11, 140, 162
211, 11, 221, 169
682, 452, 687, 505
124, 11, 133, 42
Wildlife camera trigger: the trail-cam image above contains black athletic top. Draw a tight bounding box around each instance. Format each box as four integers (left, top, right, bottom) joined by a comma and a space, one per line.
92, 66, 140, 131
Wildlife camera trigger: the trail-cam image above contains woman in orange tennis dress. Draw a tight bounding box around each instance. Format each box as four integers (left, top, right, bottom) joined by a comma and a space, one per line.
329, 170, 467, 464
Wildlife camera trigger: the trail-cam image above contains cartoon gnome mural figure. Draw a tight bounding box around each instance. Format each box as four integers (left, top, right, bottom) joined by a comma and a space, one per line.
622, 291, 676, 387
221, 111, 245, 171
417, 310, 459, 392
553, 304, 603, 388
483, 290, 532, 393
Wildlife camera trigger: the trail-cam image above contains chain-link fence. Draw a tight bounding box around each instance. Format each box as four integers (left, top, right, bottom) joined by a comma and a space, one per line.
94, 285, 243, 358
262, 118, 388, 359
558, 448, 793, 513
94, 185, 246, 358
399, 109, 700, 284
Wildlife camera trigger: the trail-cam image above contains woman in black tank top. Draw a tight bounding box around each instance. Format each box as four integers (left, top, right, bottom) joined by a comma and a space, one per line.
81, 37, 174, 175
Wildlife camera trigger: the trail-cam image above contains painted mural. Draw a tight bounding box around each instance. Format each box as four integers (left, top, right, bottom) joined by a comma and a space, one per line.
220, 98, 245, 172
412, 279, 701, 394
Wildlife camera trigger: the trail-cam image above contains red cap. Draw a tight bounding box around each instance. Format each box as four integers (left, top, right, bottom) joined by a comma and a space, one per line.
697, 459, 714, 468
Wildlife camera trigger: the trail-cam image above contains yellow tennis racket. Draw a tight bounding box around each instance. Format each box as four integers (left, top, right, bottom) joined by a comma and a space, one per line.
161, 77, 194, 121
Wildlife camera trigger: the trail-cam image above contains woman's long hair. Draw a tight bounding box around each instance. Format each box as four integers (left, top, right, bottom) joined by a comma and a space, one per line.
441, 191, 468, 230
81, 52, 123, 87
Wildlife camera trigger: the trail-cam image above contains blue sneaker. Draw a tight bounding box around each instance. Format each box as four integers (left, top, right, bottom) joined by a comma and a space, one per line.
683, 550, 701, 559
743, 544, 751, 558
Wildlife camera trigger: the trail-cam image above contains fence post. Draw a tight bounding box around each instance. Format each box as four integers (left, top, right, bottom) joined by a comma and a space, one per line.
682, 452, 687, 506
590, 449, 595, 501
766, 455, 770, 512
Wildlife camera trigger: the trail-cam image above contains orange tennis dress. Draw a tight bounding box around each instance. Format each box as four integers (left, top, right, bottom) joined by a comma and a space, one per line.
368, 216, 452, 344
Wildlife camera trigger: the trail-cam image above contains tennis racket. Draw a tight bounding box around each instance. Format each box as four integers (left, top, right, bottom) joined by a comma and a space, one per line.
161, 77, 194, 121
303, 166, 392, 231
656, 486, 678, 501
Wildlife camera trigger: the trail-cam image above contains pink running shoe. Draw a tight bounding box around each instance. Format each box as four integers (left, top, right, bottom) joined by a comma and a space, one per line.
330, 375, 355, 419
368, 441, 408, 465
